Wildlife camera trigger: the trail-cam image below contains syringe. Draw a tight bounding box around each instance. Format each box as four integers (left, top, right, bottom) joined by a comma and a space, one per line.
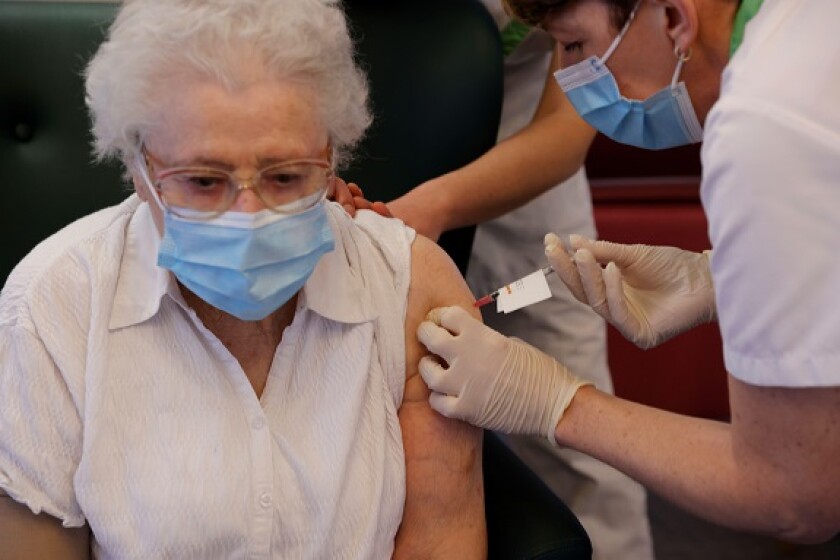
473, 265, 554, 308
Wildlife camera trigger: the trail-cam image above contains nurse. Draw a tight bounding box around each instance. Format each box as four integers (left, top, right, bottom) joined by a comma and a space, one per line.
417, 0, 840, 542
388, 1, 654, 557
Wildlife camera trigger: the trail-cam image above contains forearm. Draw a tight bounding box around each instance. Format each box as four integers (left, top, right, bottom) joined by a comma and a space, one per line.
556, 384, 840, 542
394, 401, 486, 559
392, 113, 594, 235
0, 490, 90, 559
389, 45, 595, 239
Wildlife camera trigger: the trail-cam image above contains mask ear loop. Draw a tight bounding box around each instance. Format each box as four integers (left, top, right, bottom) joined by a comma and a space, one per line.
134, 149, 167, 213
324, 145, 337, 197
601, 0, 643, 64
671, 45, 693, 87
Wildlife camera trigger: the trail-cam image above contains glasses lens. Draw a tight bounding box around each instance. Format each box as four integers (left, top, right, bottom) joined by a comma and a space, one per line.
158, 169, 233, 216
258, 162, 330, 213
154, 162, 331, 219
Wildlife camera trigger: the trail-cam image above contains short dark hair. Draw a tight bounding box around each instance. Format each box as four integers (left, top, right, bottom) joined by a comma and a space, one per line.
502, 0, 637, 31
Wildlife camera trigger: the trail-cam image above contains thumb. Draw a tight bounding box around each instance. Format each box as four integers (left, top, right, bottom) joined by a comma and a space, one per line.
570, 235, 639, 269
425, 306, 474, 334
429, 392, 462, 420
545, 234, 587, 302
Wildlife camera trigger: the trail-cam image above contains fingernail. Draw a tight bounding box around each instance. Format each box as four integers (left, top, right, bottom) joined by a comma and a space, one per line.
425, 307, 446, 325
573, 249, 592, 264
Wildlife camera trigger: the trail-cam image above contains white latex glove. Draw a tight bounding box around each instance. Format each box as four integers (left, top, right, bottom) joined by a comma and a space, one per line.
417, 306, 591, 443
545, 233, 716, 349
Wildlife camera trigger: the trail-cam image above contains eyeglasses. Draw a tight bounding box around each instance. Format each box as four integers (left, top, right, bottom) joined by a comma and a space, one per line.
142, 147, 333, 220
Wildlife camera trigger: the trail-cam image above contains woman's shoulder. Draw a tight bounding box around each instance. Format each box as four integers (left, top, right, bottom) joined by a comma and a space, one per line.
327, 202, 416, 283
407, 234, 478, 324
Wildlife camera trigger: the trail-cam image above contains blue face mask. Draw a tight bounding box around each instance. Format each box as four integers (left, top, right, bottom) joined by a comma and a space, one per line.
155, 203, 334, 321
553, 2, 703, 150
135, 151, 335, 321
158, 202, 334, 321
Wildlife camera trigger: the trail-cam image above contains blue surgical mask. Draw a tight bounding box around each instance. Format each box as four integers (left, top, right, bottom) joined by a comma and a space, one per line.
136, 153, 334, 320
156, 204, 334, 321
553, 2, 703, 150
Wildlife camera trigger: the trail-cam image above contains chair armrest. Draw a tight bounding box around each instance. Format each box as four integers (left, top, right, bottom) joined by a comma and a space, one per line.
483, 432, 592, 560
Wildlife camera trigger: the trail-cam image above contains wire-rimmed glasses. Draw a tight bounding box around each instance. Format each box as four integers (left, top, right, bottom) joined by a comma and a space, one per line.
142, 147, 333, 220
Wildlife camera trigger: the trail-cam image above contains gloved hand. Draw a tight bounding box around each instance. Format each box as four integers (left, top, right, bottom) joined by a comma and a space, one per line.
417, 306, 591, 443
545, 233, 716, 349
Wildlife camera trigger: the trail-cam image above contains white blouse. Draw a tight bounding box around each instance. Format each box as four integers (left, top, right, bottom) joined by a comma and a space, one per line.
0, 196, 415, 559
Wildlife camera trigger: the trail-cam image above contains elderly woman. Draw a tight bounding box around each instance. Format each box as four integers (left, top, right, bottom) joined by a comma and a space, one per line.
0, 0, 485, 558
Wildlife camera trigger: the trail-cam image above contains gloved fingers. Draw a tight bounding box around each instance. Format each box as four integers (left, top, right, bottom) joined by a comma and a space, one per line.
428, 392, 463, 420
574, 249, 611, 319
569, 234, 639, 269
603, 261, 647, 344
424, 305, 474, 335
545, 234, 587, 302
544, 232, 571, 252
418, 355, 462, 396
417, 319, 458, 360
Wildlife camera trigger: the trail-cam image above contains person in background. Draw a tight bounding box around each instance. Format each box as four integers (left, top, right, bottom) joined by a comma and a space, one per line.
387, 1, 654, 558
0, 1, 486, 557
418, 0, 840, 543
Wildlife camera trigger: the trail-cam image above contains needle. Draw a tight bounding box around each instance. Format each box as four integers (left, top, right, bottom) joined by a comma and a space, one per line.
473, 265, 554, 308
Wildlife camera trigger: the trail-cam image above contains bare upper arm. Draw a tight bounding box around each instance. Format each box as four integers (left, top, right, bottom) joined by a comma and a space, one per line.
729, 376, 840, 542
0, 489, 90, 559
394, 234, 485, 558
404, 234, 480, 399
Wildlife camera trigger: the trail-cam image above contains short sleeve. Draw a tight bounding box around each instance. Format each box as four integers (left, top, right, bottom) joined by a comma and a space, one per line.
701, 97, 840, 387
0, 323, 86, 526
352, 209, 416, 406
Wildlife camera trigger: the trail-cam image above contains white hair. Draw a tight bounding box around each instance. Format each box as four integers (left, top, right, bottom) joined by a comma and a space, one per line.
85, 0, 371, 168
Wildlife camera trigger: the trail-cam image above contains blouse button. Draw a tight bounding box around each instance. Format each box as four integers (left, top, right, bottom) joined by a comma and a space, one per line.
252, 417, 266, 430
259, 493, 273, 509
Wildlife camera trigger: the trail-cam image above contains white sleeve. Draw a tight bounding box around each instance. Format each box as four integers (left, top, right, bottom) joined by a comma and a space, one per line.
0, 323, 86, 527
701, 97, 840, 388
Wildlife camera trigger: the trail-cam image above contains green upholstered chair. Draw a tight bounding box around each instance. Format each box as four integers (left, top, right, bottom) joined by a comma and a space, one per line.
340, 0, 503, 275
0, 1, 126, 282
0, 2, 591, 558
